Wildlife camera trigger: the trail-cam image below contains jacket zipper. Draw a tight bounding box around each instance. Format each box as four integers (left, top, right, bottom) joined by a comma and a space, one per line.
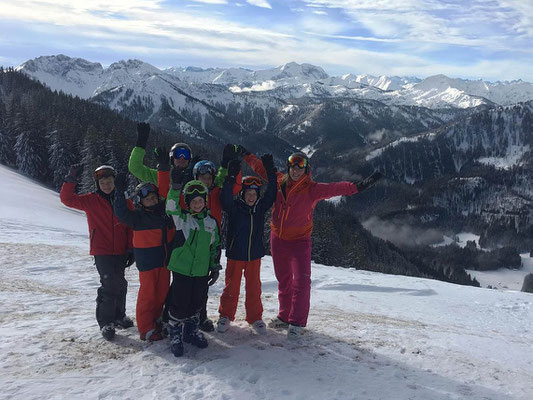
248, 209, 253, 261
189, 229, 198, 276
278, 178, 305, 238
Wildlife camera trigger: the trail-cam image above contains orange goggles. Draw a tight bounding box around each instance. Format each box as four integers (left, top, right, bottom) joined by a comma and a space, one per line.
93, 167, 115, 180
287, 155, 308, 168
242, 176, 262, 188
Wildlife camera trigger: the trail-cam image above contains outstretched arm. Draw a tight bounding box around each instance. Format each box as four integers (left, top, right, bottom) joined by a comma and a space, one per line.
113, 190, 138, 228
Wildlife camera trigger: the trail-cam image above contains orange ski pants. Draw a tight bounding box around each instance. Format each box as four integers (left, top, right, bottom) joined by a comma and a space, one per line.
136, 266, 170, 335
218, 258, 262, 324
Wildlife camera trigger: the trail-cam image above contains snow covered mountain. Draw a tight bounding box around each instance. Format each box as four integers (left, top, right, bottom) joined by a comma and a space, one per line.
1, 164, 532, 400
17, 55, 533, 109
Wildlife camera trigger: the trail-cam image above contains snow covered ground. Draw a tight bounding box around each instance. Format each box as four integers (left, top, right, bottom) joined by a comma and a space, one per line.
1, 164, 532, 400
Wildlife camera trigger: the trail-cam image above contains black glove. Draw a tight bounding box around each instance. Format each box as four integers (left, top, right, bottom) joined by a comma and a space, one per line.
136, 123, 150, 148
261, 154, 276, 174
356, 171, 383, 192
208, 268, 220, 286
171, 166, 186, 189
154, 146, 170, 170
227, 159, 241, 180
236, 144, 250, 157
65, 163, 83, 183
125, 251, 135, 268
114, 173, 128, 193
221, 144, 237, 168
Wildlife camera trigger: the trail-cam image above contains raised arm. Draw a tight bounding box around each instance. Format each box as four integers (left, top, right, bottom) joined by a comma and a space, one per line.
113, 189, 138, 228
128, 123, 158, 184
220, 159, 241, 212
59, 165, 93, 211
257, 154, 278, 212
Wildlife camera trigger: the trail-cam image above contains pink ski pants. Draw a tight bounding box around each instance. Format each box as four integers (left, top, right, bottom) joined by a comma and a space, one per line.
270, 233, 312, 327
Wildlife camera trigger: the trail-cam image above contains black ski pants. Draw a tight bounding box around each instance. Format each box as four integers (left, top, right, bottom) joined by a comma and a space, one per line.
168, 272, 208, 321
94, 255, 128, 328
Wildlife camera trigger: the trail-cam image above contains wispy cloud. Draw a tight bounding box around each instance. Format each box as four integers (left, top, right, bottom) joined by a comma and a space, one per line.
246, 0, 272, 9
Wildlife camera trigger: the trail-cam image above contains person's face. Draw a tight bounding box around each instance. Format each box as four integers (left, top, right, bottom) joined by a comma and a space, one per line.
289, 165, 305, 181
140, 192, 159, 208
244, 189, 258, 206
174, 157, 189, 169
98, 176, 115, 194
198, 173, 213, 188
189, 196, 205, 213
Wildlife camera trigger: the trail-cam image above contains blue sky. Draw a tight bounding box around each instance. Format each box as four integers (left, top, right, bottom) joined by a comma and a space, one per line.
1, 0, 532, 81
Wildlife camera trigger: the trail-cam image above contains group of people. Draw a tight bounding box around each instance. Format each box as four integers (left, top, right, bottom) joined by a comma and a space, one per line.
60, 123, 382, 357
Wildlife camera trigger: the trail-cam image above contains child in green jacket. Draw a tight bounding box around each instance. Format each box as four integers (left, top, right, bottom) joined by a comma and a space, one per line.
165, 177, 221, 357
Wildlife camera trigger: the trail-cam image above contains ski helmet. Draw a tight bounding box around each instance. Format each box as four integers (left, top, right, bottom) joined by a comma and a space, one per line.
93, 165, 116, 181
286, 152, 309, 173
133, 182, 159, 206
169, 143, 192, 164
183, 180, 208, 207
193, 160, 216, 179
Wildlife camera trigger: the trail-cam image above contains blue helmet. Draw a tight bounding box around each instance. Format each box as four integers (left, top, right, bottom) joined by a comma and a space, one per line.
193, 160, 216, 179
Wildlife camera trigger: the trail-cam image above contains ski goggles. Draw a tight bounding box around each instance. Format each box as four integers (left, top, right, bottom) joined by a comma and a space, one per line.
287, 155, 308, 168
184, 183, 207, 196
196, 163, 215, 176
242, 176, 262, 189
139, 183, 158, 198
171, 147, 192, 160
93, 166, 116, 180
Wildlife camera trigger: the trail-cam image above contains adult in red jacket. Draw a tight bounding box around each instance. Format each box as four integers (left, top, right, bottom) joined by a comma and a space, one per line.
241, 148, 382, 339
60, 165, 134, 341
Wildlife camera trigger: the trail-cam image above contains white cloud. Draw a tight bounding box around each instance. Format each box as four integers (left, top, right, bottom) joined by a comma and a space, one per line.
189, 0, 227, 4
312, 10, 328, 15
245, 0, 272, 9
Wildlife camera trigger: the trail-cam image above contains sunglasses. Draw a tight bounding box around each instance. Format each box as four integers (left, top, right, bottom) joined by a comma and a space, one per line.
287, 155, 308, 168
242, 176, 262, 188
139, 183, 158, 198
172, 147, 192, 160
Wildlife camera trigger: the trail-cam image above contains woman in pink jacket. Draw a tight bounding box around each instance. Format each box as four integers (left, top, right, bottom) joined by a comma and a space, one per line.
240, 148, 382, 339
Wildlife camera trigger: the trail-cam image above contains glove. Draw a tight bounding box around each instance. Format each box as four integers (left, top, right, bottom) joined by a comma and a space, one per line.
208, 268, 220, 286
221, 144, 237, 168
113, 173, 128, 193
184, 155, 201, 181
171, 166, 185, 189
65, 163, 83, 183
136, 122, 150, 148
227, 159, 241, 180
154, 146, 170, 170
125, 251, 135, 268
356, 171, 383, 192
236, 144, 250, 157
261, 154, 276, 174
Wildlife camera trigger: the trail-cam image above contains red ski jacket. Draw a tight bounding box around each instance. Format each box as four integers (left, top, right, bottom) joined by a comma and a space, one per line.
60, 182, 133, 255
244, 154, 358, 241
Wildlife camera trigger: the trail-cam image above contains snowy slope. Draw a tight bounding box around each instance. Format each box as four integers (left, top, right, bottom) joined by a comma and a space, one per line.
1, 164, 532, 400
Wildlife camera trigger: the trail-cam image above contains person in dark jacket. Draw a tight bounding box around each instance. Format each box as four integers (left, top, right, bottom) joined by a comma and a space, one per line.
114, 181, 175, 342
60, 165, 134, 340
216, 154, 277, 334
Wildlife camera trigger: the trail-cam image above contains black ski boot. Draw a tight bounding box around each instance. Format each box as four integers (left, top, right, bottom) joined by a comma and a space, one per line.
168, 320, 184, 357
184, 314, 208, 349
198, 318, 215, 332
114, 316, 134, 329
101, 323, 115, 341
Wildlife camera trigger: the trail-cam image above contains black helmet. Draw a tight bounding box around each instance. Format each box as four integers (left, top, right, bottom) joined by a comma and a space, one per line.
133, 182, 159, 205
169, 143, 192, 164
286, 152, 309, 173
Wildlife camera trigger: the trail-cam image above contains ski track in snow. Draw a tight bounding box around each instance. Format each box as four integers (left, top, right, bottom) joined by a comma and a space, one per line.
1, 165, 532, 400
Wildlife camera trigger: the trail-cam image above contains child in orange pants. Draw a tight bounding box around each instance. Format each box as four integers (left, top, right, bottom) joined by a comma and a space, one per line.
217, 154, 277, 334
